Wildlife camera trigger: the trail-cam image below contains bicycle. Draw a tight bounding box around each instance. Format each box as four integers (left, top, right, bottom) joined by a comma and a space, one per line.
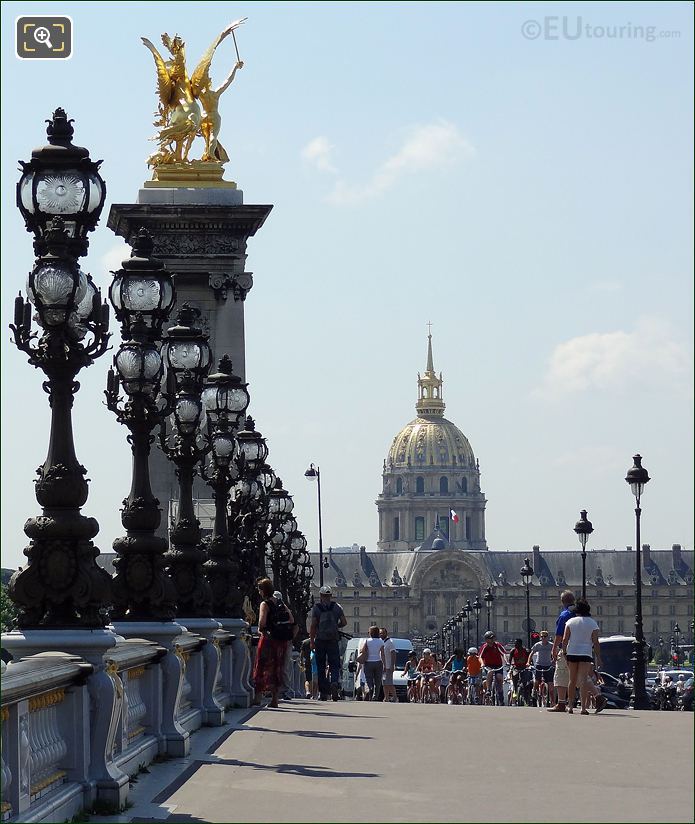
467, 674, 482, 705
446, 672, 466, 705
483, 666, 505, 705
406, 677, 420, 703
420, 672, 442, 704
530, 665, 554, 707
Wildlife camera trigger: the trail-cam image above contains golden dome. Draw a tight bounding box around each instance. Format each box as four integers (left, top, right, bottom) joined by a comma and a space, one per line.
387, 416, 476, 469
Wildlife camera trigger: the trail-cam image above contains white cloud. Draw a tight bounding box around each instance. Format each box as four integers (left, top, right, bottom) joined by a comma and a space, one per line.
301, 136, 337, 174
536, 318, 692, 399
302, 121, 473, 205
100, 240, 131, 276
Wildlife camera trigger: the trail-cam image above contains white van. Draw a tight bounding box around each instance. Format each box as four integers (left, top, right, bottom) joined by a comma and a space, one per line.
341, 637, 414, 701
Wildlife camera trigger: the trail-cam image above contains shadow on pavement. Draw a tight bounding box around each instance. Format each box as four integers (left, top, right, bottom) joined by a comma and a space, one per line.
244, 725, 373, 740
270, 707, 388, 719
208, 757, 379, 779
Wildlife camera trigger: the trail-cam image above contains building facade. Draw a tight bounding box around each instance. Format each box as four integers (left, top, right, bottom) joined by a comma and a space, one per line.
309, 334, 694, 650
377, 334, 487, 550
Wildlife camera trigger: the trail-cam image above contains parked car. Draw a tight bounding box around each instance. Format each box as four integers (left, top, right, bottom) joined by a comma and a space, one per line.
680, 676, 693, 711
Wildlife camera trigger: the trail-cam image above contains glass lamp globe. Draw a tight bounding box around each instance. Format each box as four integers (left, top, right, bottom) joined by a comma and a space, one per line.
115, 341, 162, 396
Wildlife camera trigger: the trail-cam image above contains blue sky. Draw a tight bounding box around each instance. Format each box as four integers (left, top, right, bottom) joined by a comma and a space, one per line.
1, 1, 693, 570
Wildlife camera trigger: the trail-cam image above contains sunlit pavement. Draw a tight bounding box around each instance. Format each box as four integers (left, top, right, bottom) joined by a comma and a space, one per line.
92, 700, 693, 823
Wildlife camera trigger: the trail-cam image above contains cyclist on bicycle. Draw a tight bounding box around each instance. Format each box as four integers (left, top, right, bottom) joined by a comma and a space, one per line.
416, 648, 439, 703
444, 648, 466, 704
479, 631, 507, 705
402, 651, 419, 702
529, 630, 555, 705
508, 638, 530, 704
466, 647, 483, 704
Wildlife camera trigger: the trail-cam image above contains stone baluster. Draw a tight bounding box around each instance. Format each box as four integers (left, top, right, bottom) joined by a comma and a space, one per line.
1, 706, 11, 822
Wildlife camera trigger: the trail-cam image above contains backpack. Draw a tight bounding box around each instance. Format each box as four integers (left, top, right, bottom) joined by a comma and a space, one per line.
266, 599, 294, 641
316, 602, 340, 641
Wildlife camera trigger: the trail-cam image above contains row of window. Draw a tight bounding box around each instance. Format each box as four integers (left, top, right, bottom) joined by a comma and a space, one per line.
400, 514, 472, 541
395, 477, 469, 495
353, 607, 400, 617
353, 622, 399, 634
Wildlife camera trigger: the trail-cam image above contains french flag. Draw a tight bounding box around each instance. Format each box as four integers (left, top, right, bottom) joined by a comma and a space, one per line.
450, 509, 459, 524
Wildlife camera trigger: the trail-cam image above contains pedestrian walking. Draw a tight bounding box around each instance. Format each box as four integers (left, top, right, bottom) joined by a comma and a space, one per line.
380, 627, 397, 702
253, 578, 295, 708
309, 585, 347, 701
562, 597, 607, 714
358, 626, 386, 701
300, 637, 313, 699
548, 590, 576, 713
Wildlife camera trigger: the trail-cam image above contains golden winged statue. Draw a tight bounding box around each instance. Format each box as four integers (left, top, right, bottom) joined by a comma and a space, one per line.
141, 20, 246, 172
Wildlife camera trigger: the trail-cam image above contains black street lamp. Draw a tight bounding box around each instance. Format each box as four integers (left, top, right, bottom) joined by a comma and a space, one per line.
266, 478, 294, 587
673, 622, 681, 667
625, 453, 651, 709
106, 230, 178, 620
465, 600, 473, 650
229, 419, 271, 606
304, 463, 325, 587
473, 595, 482, 647
520, 557, 534, 650
574, 509, 594, 600
200, 356, 249, 617
9, 111, 112, 628
484, 586, 494, 632
160, 305, 213, 617
17, 108, 106, 259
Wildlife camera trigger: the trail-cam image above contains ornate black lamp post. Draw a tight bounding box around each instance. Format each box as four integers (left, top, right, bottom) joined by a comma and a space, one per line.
673, 622, 681, 667
520, 557, 534, 649
304, 463, 325, 587
9, 110, 112, 628
574, 509, 594, 599
106, 230, 178, 620
625, 454, 650, 709
484, 586, 494, 632
473, 595, 482, 647
199, 356, 250, 617
231, 417, 271, 603
465, 600, 474, 650
265, 479, 294, 587
160, 305, 213, 617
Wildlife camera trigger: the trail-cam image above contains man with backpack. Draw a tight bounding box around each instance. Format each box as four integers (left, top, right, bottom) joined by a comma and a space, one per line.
309, 585, 347, 701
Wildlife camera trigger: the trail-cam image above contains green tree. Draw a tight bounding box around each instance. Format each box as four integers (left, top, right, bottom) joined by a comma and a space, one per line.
0, 582, 17, 632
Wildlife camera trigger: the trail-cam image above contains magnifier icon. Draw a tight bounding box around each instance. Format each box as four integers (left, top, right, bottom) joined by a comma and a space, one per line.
34, 26, 53, 49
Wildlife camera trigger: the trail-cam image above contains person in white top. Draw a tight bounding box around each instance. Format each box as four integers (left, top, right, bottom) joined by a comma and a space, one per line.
359, 626, 386, 701
380, 627, 397, 703
561, 598, 607, 714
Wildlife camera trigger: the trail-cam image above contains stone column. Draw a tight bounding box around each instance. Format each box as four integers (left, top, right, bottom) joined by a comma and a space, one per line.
108, 189, 273, 535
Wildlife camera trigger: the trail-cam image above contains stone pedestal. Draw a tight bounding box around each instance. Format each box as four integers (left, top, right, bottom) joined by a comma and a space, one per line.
217, 618, 252, 707
109, 622, 189, 757
1, 629, 129, 810
176, 618, 225, 725
107, 188, 273, 536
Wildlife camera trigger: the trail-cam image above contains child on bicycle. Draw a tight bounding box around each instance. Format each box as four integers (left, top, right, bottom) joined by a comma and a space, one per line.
402, 651, 419, 702
466, 646, 483, 704
444, 648, 466, 704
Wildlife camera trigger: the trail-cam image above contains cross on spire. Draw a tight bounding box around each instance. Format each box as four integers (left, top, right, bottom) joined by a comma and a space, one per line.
427, 320, 432, 337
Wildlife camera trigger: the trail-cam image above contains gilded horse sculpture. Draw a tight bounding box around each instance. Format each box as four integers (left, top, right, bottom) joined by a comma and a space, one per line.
141, 19, 246, 170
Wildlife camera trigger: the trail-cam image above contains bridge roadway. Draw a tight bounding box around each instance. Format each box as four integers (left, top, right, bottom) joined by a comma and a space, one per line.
96, 699, 693, 823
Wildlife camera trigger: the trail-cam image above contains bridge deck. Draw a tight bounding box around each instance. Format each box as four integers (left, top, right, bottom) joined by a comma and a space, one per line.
95, 700, 693, 823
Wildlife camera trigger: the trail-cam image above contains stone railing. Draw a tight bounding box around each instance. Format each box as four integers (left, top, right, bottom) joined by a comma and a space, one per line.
0, 621, 255, 823
104, 639, 166, 778
1, 653, 93, 824
173, 631, 206, 735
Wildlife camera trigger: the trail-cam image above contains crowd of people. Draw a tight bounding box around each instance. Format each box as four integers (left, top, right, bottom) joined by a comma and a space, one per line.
252, 580, 609, 715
